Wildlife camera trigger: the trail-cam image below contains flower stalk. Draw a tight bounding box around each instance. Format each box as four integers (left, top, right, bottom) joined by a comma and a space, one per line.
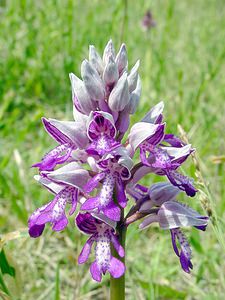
110, 209, 127, 300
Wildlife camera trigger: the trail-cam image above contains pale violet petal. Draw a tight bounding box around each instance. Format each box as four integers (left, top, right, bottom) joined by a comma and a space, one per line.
43, 162, 90, 190
141, 101, 164, 123
158, 201, 209, 229
43, 118, 89, 149
34, 175, 64, 194
128, 122, 164, 151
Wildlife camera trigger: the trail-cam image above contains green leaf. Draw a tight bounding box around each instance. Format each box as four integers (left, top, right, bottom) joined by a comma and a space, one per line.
0, 250, 15, 278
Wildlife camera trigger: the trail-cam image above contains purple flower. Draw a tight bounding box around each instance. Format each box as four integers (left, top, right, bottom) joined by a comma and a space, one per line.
33, 118, 89, 171
141, 10, 156, 31
128, 103, 197, 196
139, 201, 208, 273
29, 186, 78, 237
159, 201, 208, 230
29, 40, 208, 280
29, 162, 90, 237
86, 111, 120, 156
139, 197, 208, 230
81, 148, 133, 221
147, 146, 197, 196
76, 212, 125, 282
138, 182, 181, 211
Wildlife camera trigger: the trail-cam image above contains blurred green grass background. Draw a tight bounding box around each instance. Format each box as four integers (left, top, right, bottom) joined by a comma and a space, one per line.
0, 0, 225, 299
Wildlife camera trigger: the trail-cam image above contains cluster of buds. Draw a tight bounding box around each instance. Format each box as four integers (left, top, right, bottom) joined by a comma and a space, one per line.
29, 40, 208, 281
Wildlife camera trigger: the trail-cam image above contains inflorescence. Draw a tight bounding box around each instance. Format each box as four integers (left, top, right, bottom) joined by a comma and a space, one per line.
29, 40, 208, 282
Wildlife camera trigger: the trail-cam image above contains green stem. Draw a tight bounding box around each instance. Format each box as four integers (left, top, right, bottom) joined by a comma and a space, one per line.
110, 216, 127, 300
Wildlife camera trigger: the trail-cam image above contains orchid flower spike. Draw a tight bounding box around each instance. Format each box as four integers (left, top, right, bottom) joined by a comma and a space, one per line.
29, 40, 209, 282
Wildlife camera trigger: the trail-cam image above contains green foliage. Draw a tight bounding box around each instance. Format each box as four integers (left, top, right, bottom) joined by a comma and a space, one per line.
0, 250, 15, 278
0, 0, 225, 299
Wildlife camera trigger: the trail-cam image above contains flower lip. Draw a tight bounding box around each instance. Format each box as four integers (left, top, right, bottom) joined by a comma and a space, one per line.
171, 228, 193, 273
28, 186, 78, 238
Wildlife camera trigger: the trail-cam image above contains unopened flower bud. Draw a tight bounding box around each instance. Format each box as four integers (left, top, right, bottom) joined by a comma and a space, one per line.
108, 72, 129, 112
81, 60, 105, 101
127, 60, 140, 92
115, 44, 128, 75
69, 73, 96, 115
103, 39, 116, 65
103, 55, 119, 86
89, 45, 104, 75
126, 76, 141, 114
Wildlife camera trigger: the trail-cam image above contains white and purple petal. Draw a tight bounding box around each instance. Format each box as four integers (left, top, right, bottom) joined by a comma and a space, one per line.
103, 55, 119, 87
158, 201, 209, 229
42, 118, 89, 149
149, 182, 180, 205
162, 144, 193, 166
127, 60, 140, 92
129, 122, 165, 151
103, 39, 116, 65
141, 101, 164, 124
34, 175, 64, 195
42, 162, 90, 190
89, 45, 104, 75
125, 75, 141, 115
115, 43, 128, 75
